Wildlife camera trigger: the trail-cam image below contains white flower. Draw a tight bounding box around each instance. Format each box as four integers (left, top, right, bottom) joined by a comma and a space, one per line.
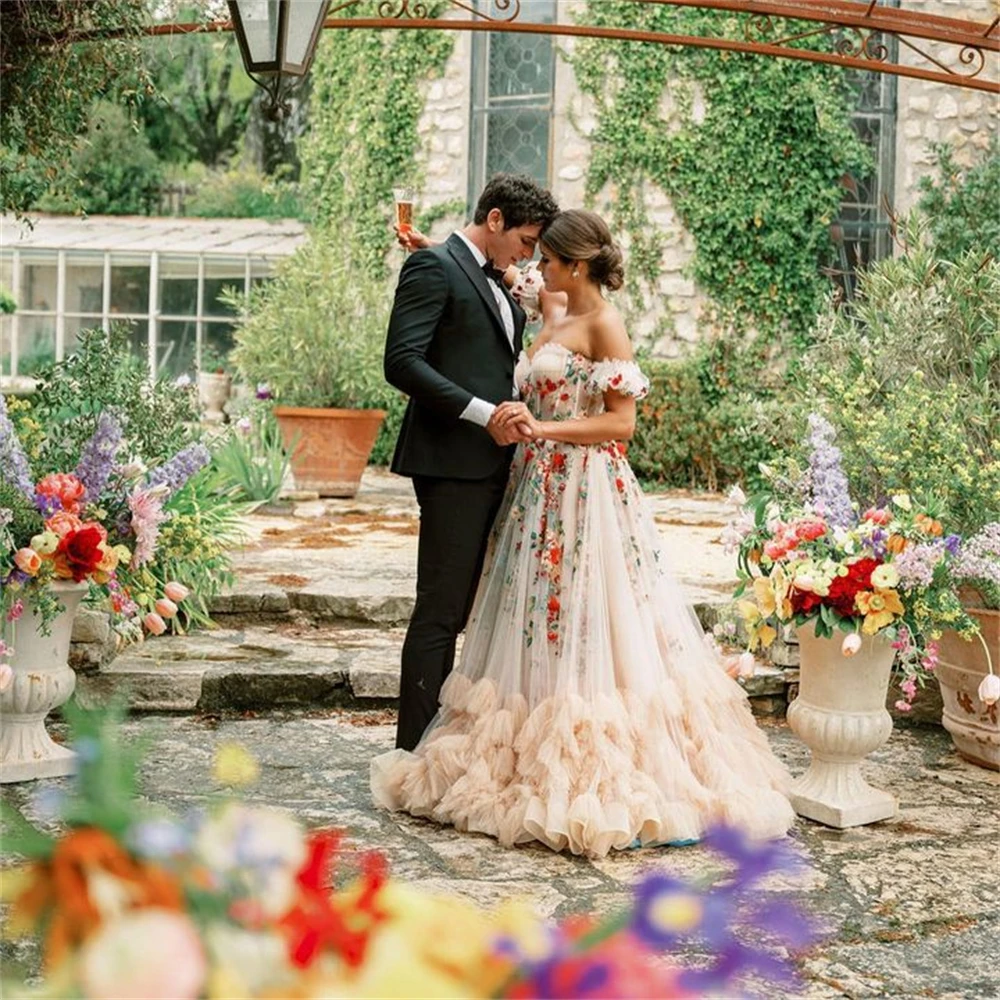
792, 573, 816, 592
842, 633, 863, 657
195, 803, 306, 918
736, 651, 756, 678
726, 485, 747, 508
978, 673, 1000, 707
891, 493, 912, 512
871, 564, 900, 589
174, 374, 193, 388
81, 909, 206, 1000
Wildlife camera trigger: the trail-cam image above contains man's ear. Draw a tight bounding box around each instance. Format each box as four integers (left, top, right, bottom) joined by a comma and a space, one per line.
488, 207, 505, 233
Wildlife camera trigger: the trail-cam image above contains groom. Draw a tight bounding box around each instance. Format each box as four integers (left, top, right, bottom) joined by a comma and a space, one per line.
385, 173, 559, 751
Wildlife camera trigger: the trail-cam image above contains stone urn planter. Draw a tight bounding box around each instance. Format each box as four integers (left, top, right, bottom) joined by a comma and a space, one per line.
936, 606, 999, 771
0, 581, 87, 784
274, 406, 385, 498
198, 371, 232, 424
786, 622, 897, 828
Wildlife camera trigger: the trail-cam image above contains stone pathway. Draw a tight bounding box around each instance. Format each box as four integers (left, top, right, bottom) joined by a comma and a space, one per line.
3, 712, 997, 999
77, 468, 793, 715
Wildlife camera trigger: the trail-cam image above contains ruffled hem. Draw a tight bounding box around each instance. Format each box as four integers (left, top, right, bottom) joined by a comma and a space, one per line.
371, 674, 794, 858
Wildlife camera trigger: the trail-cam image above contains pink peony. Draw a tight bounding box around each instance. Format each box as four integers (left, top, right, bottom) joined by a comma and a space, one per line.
128, 487, 167, 568
45, 510, 84, 538
35, 472, 86, 514
862, 507, 892, 526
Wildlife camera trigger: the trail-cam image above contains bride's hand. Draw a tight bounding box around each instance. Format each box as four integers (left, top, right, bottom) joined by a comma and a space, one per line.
495, 402, 540, 440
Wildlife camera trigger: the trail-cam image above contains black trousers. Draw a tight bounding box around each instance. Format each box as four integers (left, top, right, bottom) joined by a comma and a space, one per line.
395, 465, 510, 751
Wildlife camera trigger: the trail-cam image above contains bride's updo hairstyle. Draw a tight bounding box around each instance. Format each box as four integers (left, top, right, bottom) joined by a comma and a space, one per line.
539, 209, 625, 292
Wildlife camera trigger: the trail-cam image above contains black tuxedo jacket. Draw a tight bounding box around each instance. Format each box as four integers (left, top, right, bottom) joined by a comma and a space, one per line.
384, 233, 527, 480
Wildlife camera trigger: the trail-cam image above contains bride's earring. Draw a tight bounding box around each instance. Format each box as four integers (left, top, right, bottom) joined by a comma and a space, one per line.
572, 267, 579, 279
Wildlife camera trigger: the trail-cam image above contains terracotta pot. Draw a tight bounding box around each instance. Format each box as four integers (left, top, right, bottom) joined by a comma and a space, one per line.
786, 622, 897, 828
274, 406, 386, 498
1, 581, 87, 783
936, 606, 999, 771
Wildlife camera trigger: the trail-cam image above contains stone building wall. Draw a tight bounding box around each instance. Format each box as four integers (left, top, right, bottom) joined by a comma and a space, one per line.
414, 3, 997, 354
892, 0, 998, 216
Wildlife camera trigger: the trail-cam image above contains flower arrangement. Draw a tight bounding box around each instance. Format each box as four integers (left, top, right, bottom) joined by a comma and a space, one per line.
0, 706, 816, 999
725, 414, 988, 710
0, 395, 209, 655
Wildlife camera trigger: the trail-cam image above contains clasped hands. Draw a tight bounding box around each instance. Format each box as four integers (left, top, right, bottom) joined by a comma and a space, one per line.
487, 401, 541, 446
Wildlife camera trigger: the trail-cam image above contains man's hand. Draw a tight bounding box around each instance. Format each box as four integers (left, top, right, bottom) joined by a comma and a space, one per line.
487, 405, 534, 446
395, 225, 434, 252
492, 401, 540, 444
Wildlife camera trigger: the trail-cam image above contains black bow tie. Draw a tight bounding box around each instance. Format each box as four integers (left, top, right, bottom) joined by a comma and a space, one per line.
482, 260, 505, 284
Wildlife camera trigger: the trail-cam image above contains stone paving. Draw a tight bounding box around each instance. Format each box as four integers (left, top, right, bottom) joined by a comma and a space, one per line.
76, 468, 794, 715
8, 469, 998, 998
3, 711, 997, 999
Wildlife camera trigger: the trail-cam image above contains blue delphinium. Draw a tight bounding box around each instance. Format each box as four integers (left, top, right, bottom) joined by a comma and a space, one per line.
0, 394, 34, 500
807, 413, 855, 528
75, 412, 123, 505
146, 443, 211, 498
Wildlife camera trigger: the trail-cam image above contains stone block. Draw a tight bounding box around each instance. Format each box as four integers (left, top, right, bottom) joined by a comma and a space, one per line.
933, 95, 959, 119
769, 641, 801, 668
72, 609, 110, 645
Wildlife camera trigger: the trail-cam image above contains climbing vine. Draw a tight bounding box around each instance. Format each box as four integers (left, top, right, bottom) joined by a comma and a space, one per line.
299, 9, 454, 278
571, 3, 869, 342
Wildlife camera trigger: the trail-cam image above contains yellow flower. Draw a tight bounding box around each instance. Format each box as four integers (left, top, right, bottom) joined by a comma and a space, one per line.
752, 577, 776, 617
870, 564, 899, 589
856, 588, 904, 635
212, 743, 259, 788
751, 624, 777, 650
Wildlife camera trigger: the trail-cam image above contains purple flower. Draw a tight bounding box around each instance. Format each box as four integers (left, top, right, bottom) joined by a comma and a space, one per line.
146, 443, 211, 498
894, 542, 944, 590
33, 492, 62, 518
806, 414, 855, 528
954, 522, 1000, 589
944, 534, 962, 557
75, 412, 123, 505
255, 382, 272, 400
0, 394, 34, 500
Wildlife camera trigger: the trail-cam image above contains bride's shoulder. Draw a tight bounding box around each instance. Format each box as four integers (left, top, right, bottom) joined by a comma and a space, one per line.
588, 303, 632, 362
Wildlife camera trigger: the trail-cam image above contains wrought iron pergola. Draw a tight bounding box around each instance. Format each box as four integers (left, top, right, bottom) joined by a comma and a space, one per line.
146, 1, 1000, 94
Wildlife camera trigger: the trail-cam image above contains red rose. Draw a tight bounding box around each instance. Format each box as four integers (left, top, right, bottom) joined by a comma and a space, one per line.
790, 589, 824, 615
826, 558, 878, 617
54, 525, 105, 582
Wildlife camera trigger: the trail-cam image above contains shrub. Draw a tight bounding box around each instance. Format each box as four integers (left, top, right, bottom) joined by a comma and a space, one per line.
187, 163, 304, 220
803, 220, 1000, 535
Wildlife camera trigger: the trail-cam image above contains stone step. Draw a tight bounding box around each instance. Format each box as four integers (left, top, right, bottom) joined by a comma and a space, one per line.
208, 583, 727, 632
76, 622, 793, 717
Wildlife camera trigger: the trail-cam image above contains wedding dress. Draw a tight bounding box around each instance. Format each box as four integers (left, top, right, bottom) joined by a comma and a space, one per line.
372, 342, 794, 857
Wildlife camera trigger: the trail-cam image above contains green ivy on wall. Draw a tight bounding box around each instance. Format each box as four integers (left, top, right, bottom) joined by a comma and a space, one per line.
299, 10, 454, 278
571, 3, 869, 342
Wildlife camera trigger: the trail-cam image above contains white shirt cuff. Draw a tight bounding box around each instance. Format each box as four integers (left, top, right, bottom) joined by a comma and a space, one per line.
460, 396, 496, 428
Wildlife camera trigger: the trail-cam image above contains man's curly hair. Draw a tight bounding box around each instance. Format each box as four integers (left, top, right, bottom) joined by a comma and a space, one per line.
473, 173, 559, 231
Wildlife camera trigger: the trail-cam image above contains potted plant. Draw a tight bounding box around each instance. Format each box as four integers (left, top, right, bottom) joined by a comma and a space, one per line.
229, 229, 390, 498
801, 221, 1000, 767
938, 529, 1000, 770
726, 414, 978, 828
0, 397, 200, 782
198, 345, 233, 425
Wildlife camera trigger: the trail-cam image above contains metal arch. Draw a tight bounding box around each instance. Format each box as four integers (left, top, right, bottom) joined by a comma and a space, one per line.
138, 1, 1000, 94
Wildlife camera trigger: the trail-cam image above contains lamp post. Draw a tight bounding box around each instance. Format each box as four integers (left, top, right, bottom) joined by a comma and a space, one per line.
227, 0, 331, 117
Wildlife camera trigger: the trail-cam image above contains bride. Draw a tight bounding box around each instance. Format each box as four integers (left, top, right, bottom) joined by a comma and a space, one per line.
371, 209, 794, 857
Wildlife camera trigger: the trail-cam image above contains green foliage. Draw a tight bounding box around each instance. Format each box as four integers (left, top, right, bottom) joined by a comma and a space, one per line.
141, 470, 247, 631
0, 289, 16, 314
138, 27, 255, 168
917, 138, 1000, 262
0, 479, 43, 542
36, 101, 163, 216
230, 228, 394, 411
571, 4, 868, 341
629, 342, 802, 492
299, 14, 454, 278
0, 0, 151, 216
209, 405, 292, 505
22, 325, 200, 474
803, 220, 1000, 535
186, 163, 304, 220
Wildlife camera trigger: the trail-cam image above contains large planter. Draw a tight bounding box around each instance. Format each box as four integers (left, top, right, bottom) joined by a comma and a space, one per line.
274, 406, 385, 498
198, 371, 232, 424
1, 581, 87, 784
936, 606, 999, 771
786, 623, 897, 828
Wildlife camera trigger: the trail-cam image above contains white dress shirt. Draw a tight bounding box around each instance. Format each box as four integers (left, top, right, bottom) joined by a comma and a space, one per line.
453, 231, 517, 428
